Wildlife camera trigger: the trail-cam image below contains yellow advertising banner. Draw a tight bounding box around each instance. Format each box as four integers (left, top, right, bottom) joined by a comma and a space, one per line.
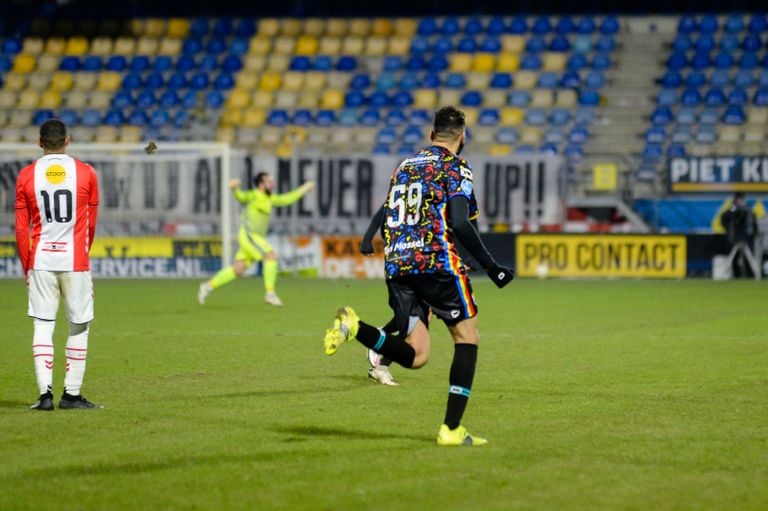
516, 234, 687, 278
320, 236, 385, 279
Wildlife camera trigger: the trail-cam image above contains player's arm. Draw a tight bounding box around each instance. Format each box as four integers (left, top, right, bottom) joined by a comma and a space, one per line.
447, 196, 514, 288
360, 204, 385, 255
229, 179, 254, 204
14, 180, 30, 275
88, 167, 99, 251
270, 181, 315, 207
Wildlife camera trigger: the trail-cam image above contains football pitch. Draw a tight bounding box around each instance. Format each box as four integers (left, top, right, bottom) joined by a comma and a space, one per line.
0, 277, 766, 511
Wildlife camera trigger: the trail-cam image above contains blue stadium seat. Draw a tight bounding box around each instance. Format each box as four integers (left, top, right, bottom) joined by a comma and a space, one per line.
188, 72, 209, 90
433, 37, 453, 54
213, 18, 233, 38
82, 109, 101, 127
181, 91, 198, 109
574, 106, 596, 124
584, 71, 605, 89
672, 34, 692, 52
567, 54, 588, 71
222, 55, 243, 73
526, 109, 548, 125
405, 55, 426, 72
461, 90, 483, 107
428, 54, 449, 72
368, 91, 389, 107
417, 18, 438, 37
107, 55, 127, 71
159, 91, 180, 108
464, 17, 484, 36
532, 16, 552, 35
564, 144, 584, 160
754, 87, 768, 106
410, 37, 430, 55
704, 88, 726, 106
651, 106, 673, 125
376, 127, 397, 144
235, 19, 257, 38
386, 109, 407, 126
2, 37, 22, 55
199, 55, 219, 72
359, 109, 380, 126
722, 105, 745, 124
376, 72, 397, 90
175, 55, 196, 73
104, 108, 126, 126
710, 69, 730, 88
350, 73, 371, 90
690, 51, 711, 70
182, 38, 203, 54
677, 16, 698, 35
724, 15, 744, 34
478, 108, 500, 126
748, 14, 768, 34
525, 37, 546, 53
555, 16, 575, 34
509, 16, 528, 34
112, 91, 133, 109
441, 17, 461, 36
409, 110, 430, 125
59, 56, 81, 71
293, 109, 313, 126
539, 143, 558, 154
550, 108, 571, 126
372, 143, 391, 155
759, 70, 768, 87
657, 89, 677, 106
642, 144, 663, 162
167, 72, 187, 90
229, 37, 249, 56
487, 17, 506, 36
396, 144, 414, 155
699, 107, 720, 124
496, 127, 518, 144
666, 52, 687, 70
58, 109, 79, 125
595, 35, 616, 52
32, 109, 55, 125
569, 125, 590, 143
145, 72, 165, 89
153, 55, 173, 73
599, 16, 619, 34
457, 36, 477, 53
337, 56, 357, 71
206, 37, 227, 54
713, 52, 734, 69
739, 52, 759, 69
479, 37, 501, 53
561, 71, 580, 88
676, 106, 697, 124
685, 71, 706, 88
399, 73, 419, 89
190, 18, 209, 38
214, 72, 234, 90
149, 109, 170, 128
544, 127, 566, 143
719, 35, 740, 52
520, 54, 542, 70
0, 55, 11, 72
403, 125, 423, 144
694, 35, 716, 52
314, 55, 333, 71
291, 56, 311, 71
572, 35, 592, 53
681, 88, 702, 106
576, 16, 596, 34
136, 91, 156, 109
661, 70, 682, 88
316, 110, 336, 126
537, 72, 559, 88
509, 90, 531, 107
268, 109, 289, 126
121, 72, 143, 90
695, 125, 716, 144
645, 126, 666, 144
734, 70, 754, 88
344, 91, 365, 108
728, 88, 748, 106
671, 126, 692, 143
490, 73, 513, 88
391, 91, 413, 107
82, 55, 102, 71
578, 90, 599, 106
743, 35, 762, 52
421, 74, 440, 88
667, 144, 686, 158
444, 73, 467, 88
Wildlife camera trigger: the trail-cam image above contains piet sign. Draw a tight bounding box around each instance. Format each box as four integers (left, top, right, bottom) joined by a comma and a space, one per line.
669, 156, 768, 192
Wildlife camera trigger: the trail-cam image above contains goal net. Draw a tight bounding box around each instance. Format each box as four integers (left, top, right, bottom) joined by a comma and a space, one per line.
0, 142, 243, 277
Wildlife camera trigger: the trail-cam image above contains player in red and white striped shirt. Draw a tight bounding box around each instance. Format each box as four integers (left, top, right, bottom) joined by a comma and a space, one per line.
15, 119, 101, 410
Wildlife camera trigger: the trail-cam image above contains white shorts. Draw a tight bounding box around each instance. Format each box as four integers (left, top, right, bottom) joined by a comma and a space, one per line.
28, 270, 94, 324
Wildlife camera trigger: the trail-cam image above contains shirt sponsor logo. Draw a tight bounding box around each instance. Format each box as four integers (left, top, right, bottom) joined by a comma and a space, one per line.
384, 238, 425, 255
45, 165, 67, 184
460, 179, 473, 195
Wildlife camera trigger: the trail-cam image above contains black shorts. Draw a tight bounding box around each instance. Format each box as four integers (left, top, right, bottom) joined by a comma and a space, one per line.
386, 272, 478, 336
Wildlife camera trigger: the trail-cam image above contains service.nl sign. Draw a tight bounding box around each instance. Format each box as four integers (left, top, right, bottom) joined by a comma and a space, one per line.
516, 234, 687, 279
669, 156, 768, 192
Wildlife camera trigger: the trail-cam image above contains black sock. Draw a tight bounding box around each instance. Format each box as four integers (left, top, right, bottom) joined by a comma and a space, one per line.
443, 343, 478, 429
378, 318, 397, 366
356, 321, 415, 368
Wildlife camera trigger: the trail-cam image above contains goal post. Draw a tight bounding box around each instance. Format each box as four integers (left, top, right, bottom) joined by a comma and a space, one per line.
0, 142, 241, 276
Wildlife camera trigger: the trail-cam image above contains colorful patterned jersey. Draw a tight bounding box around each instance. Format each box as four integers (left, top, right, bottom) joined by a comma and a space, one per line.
382, 145, 478, 279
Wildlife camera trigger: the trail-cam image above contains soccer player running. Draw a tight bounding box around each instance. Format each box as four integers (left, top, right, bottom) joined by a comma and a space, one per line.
198, 172, 315, 306
15, 119, 101, 410
324, 106, 514, 445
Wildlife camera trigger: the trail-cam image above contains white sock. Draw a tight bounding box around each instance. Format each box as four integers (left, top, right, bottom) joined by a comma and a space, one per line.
32, 319, 55, 395
64, 322, 89, 396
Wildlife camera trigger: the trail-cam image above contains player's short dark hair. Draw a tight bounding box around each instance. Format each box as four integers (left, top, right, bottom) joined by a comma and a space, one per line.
253, 172, 270, 187
39, 119, 68, 150
432, 106, 465, 140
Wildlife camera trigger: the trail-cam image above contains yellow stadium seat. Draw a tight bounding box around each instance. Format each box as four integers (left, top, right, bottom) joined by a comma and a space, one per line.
243, 108, 267, 128
226, 89, 251, 109
36, 55, 59, 73
489, 144, 512, 156
65, 36, 89, 55
27, 72, 50, 91
717, 125, 741, 143
252, 90, 274, 108
515, 71, 538, 89
12, 54, 36, 73
97, 71, 122, 91
438, 90, 461, 107
483, 90, 507, 108
740, 141, 763, 156
281, 19, 302, 36
274, 91, 298, 109
120, 126, 143, 143
318, 37, 342, 55
530, 89, 554, 108
265, 54, 290, 72
348, 19, 371, 36
1, 127, 22, 142
216, 127, 236, 144
113, 37, 136, 55
744, 124, 765, 142
326, 71, 350, 89
747, 107, 768, 124
472, 127, 496, 144
235, 71, 259, 89
3, 73, 26, 91
44, 37, 65, 55
496, 52, 520, 72
520, 127, 543, 145
166, 18, 190, 38
501, 35, 525, 53
354, 127, 377, 145
219, 110, 243, 128
466, 73, 491, 90
90, 37, 113, 55
273, 36, 295, 55
463, 107, 479, 126
555, 89, 577, 108
303, 18, 325, 36
500, 107, 524, 126
243, 55, 267, 72
8, 110, 31, 128
473, 53, 496, 73
88, 91, 112, 109
307, 127, 329, 145
158, 38, 182, 55
282, 71, 305, 91
95, 126, 118, 143
260, 127, 283, 146
449, 54, 472, 73
365, 37, 387, 56
542, 52, 566, 72
325, 18, 348, 37
18, 90, 41, 109
393, 18, 417, 36
342, 37, 364, 55
136, 37, 159, 55
0, 91, 17, 109
371, 18, 393, 36
295, 35, 318, 56
22, 37, 44, 54
297, 90, 320, 108
258, 18, 280, 37
304, 71, 328, 90
236, 127, 259, 145
49, 71, 74, 92
22, 126, 40, 142
143, 18, 166, 37
320, 90, 344, 109
413, 89, 437, 109
64, 90, 87, 109
387, 36, 410, 56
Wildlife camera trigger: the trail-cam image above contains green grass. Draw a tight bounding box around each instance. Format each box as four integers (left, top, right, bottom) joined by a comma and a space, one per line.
0, 277, 766, 511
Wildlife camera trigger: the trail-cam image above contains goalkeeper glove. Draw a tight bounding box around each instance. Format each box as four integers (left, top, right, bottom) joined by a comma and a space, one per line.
486, 265, 515, 288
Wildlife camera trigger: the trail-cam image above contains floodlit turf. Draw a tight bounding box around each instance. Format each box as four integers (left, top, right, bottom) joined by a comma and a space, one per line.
0, 277, 766, 510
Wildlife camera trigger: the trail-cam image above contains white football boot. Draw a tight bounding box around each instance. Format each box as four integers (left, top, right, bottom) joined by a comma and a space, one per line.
264, 291, 283, 307
367, 349, 398, 386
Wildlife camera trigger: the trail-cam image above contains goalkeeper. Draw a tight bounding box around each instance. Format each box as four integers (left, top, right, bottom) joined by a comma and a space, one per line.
198, 172, 314, 306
